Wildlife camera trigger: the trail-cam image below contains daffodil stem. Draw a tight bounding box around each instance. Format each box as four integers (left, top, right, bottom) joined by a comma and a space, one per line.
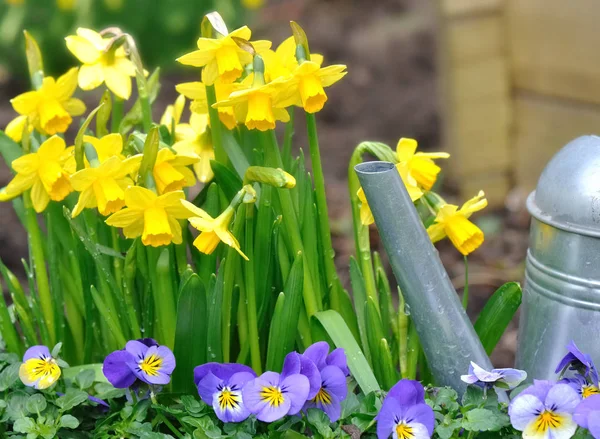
261, 130, 320, 317
156, 411, 183, 439
205, 84, 227, 164
24, 191, 54, 346
282, 108, 295, 171
398, 290, 409, 378
245, 203, 262, 374
111, 97, 124, 133
305, 112, 339, 294
110, 227, 124, 293
462, 255, 469, 310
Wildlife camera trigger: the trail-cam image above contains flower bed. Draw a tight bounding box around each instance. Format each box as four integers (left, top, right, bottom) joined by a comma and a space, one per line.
0, 12, 598, 439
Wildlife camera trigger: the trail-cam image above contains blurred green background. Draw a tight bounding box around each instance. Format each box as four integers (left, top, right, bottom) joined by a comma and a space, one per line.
0, 0, 254, 77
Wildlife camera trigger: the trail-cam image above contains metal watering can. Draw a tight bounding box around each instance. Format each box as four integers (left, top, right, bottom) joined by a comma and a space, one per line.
355, 162, 494, 394
516, 135, 600, 380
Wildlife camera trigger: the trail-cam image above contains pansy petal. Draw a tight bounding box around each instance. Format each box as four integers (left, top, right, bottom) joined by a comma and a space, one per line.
281, 373, 310, 415
23, 345, 51, 362
523, 414, 577, 439
326, 348, 349, 376
376, 397, 403, 439
303, 342, 329, 369
545, 383, 582, 414
197, 372, 223, 405
405, 422, 431, 439
156, 346, 176, 374
589, 414, 600, 438
102, 350, 137, 388
404, 403, 435, 436
321, 365, 347, 401
387, 379, 425, 406
125, 340, 149, 361
509, 394, 545, 430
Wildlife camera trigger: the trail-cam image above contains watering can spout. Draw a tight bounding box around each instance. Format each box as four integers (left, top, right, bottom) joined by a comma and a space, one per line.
355, 161, 496, 395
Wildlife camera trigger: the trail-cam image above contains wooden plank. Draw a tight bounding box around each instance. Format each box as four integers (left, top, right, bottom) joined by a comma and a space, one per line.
446, 15, 505, 64
514, 94, 600, 190
449, 56, 509, 103
507, 0, 600, 104
442, 0, 504, 17
459, 171, 510, 208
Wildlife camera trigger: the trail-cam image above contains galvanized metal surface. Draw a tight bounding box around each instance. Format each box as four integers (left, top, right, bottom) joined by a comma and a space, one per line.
355, 161, 495, 394
516, 135, 600, 379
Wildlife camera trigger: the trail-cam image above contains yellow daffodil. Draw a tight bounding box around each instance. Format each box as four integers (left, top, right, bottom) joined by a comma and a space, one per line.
357, 166, 422, 226
176, 79, 242, 130
177, 26, 271, 85
173, 113, 214, 183
357, 187, 375, 226
4, 115, 31, 143
0, 136, 73, 212
262, 36, 324, 82
65, 28, 136, 100
277, 60, 347, 113
427, 191, 488, 256
70, 155, 142, 217
10, 68, 85, 135
181, 199, 248, 260
57, 0, 77, 10
242, 0, 264, 9
213, 75, 290, 131
84, 133, 126, 162
105, 187, 191, 247
153, 148, 199, 194
395, 138, 449, 191
160, 94, 186, 133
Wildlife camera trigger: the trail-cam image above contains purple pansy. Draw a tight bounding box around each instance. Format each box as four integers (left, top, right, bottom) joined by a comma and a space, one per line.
303, 341, 350, 376
561, 374, 600, 399
102, 338, 175, 388
281, 351, 322, 400
375, 380, 434, 439
242, 360, 310, 422
555, 341, 599, 388
194, 363, 256, 423
461, 361, 527, 391
573, 394, 600, 438
299, 342, 349, 422
508, 380, 580, 438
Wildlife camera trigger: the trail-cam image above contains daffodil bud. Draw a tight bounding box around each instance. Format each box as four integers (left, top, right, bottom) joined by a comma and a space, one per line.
242, 184, 257, 204
84, 142, 101, 167
253, 55, 266, 86
244, 166, 296, 189
24, 30, 43, 89
424, 191, 447, 211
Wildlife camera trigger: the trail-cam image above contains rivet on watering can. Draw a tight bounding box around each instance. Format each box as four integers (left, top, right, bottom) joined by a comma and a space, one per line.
355, 161, 498, 396
516, 135, 600, 380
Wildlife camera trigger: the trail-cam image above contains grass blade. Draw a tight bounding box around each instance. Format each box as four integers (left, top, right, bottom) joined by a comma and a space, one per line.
349, 256, 371, 364
207, 266, 225, 363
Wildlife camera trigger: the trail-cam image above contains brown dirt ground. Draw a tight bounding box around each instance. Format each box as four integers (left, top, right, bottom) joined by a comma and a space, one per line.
0, 0, 529, 367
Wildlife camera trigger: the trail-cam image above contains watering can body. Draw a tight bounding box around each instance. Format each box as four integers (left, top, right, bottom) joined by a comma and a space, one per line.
516, 135, 600, 379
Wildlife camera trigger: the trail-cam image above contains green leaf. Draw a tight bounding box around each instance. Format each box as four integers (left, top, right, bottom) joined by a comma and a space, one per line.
62, 364, 107, 384
314, 310, 380, 394
474, 282, 522, 355
0, 130, 22, 167
349, 257, 371, 364
365, 297, 388, 385
25, 394, 46, 414
55, 389, 89, 411
378, 338, 399, 391
173, 272, 207, 394
74, 103, 104, 171
221, 129, 250, 180
0, 363, 20, 391
428, 387, 460, 413
59, 414, 80, 429
266, 255, 304, 371
461, 408, 510, 431
75, 369, 96, 389
306, 409, 333, 439
207, 267, 225, 363
13, 417, 36, 434
137, 127, 160, 187
0, 276, 23, 356
210, 160, 242, 201
435, 419, 462, 439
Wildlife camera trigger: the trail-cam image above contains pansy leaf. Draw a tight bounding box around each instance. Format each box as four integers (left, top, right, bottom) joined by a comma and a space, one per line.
25, 394, 47, 414
55, 389, 89, 411
59, 414, 80, 429
461, 408, 511, 432
13, 416, 36, 434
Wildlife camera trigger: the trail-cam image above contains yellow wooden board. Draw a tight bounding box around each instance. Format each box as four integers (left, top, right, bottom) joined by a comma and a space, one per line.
459, 171, 510, 208
446, 14, 505, 64
514, 94, 600, 190
507, 0, 600, 104
449, 56, 509, 103
441, 0, 504, 17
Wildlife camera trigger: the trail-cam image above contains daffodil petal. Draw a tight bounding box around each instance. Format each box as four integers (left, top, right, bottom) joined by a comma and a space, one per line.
31, 179, 50, 213
104, 66, 132, 100
65, 35, 102, 64
78, 63, 105, 90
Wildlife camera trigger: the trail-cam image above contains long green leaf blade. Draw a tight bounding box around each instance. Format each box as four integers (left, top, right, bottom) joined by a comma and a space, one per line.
314, 310, 380, 394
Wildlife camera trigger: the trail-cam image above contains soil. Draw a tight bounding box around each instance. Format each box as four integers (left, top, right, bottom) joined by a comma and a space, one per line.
0, 0, 529, 367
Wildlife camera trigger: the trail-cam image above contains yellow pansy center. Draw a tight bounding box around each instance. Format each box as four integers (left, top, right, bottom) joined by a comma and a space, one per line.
533, 411, 563, 432
583, 384, 600, 398
395, 422, 414, 439
142, 206, 173, 247
299, 74, 327, 113
246, 91, 275, 131
218, 387, 241, 410
216, 45, 243, 83
313, 388, 332, 406
260, 386, 284, 407
444, 214, 484, 256
139, 353, 163, 376
19, 356, 61, 390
